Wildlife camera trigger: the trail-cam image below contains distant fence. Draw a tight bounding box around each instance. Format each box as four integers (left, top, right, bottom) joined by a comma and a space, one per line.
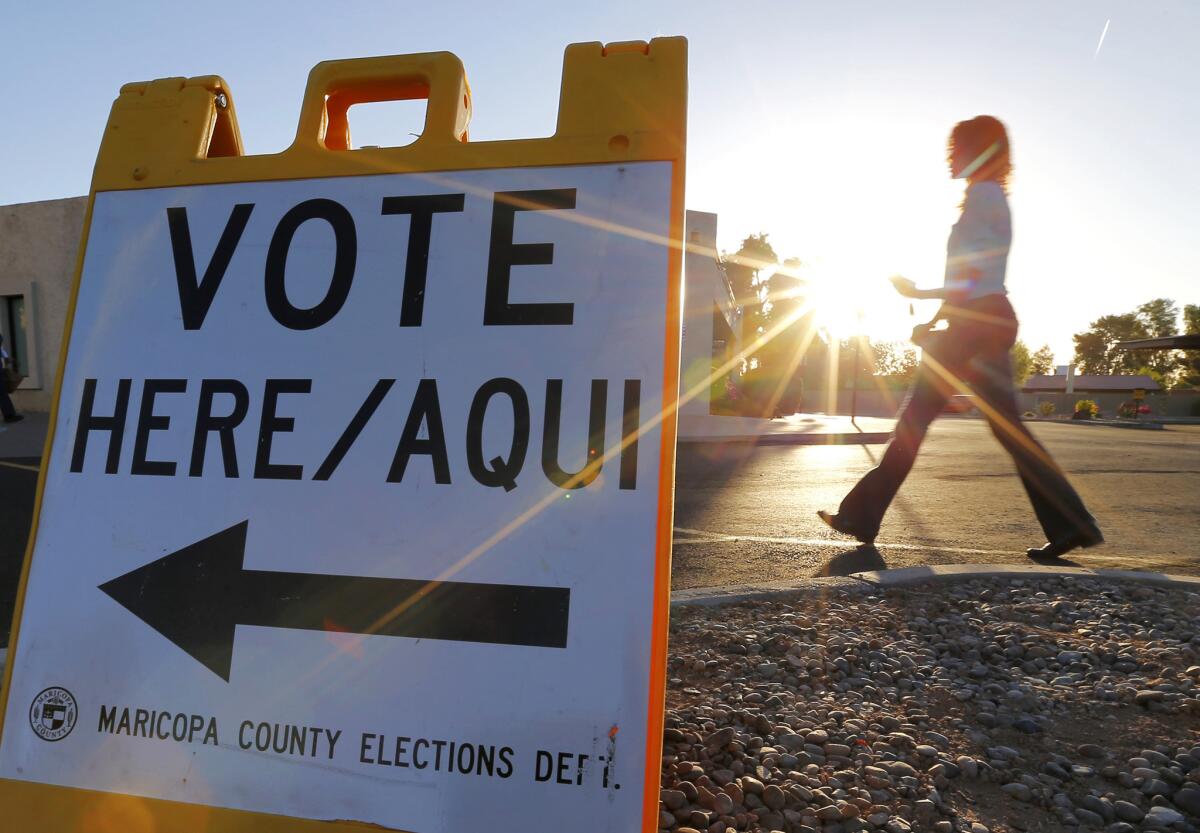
815, 388, 1199, 419
1016, 391, 1199, 419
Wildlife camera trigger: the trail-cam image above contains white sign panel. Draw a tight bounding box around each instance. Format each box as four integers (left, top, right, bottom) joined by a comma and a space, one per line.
0, 162, 674, 832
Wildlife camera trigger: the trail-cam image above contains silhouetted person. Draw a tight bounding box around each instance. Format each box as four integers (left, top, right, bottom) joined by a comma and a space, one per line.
819, 116, 1102, 560
0, 334, 22, 424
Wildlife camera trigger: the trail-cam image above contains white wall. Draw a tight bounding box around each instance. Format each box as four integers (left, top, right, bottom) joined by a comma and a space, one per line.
680, 210, 739, 417
0, 197, 87, 412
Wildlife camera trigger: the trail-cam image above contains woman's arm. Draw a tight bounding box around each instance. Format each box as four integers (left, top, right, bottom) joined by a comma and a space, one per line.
891, 273, 975, 305
890, 275, 944, 300
890, 275, 975, 302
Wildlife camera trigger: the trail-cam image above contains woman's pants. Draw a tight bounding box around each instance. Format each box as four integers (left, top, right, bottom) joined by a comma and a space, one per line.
836, 297, 1098, 543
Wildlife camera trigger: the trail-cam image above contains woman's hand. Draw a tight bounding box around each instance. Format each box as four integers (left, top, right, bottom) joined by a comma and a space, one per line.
889, 275, 919, 298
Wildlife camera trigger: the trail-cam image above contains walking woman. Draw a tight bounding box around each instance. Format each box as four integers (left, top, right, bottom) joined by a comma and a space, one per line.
818, 115, 1103, 560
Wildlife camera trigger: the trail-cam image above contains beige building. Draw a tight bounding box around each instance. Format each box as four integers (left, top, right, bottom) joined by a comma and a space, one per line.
1, 197, 87, 412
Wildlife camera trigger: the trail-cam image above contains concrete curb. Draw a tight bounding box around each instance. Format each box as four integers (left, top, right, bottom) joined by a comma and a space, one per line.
1024, 417, 1164, 431
671, 563, 1200, 607
671, 576, 869, 606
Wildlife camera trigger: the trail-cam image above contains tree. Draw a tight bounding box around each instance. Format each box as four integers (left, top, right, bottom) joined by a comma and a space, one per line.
751, 260, 815, 415
723, 241, 824, 417
721, 233, 778, 308
1132, 365, 1169, 392
1184, 304, 1200, 390
720, 233, 779, 366
873, 341, 919, 380
1072, 330, 1109, 375
837, 337, 877, 389
1011, 340, 1033, 386
1134, 298, 1186, 381
1184, 304, 1200, 335
1071, 300, 1191, 384
1072, 313, 1147, 375
1030, 345, 1055, 377
738, 233, 779, 274
1137, 298, 1179, 338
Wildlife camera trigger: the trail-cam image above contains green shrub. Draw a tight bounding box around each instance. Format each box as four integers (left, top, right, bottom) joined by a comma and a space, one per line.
1118, 401, 1152, 418
1037, 401, 1056, 417
1073, 399, 1098, 419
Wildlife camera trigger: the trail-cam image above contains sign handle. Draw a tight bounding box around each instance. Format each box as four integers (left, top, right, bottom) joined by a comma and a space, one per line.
294, 52, 473, 151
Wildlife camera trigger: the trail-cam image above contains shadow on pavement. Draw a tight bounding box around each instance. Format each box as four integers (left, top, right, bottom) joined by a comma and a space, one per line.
815, 545, 887, 577
674, 442, 761, 485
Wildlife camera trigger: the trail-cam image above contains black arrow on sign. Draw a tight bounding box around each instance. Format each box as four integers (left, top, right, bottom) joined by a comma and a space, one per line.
99, 521, 570, 682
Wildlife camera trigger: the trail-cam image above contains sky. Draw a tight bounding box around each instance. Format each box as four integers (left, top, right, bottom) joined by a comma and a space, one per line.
1, 1, 1196, 363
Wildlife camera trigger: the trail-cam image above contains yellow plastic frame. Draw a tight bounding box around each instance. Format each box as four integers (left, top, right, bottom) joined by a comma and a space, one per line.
0, 38, 686, 832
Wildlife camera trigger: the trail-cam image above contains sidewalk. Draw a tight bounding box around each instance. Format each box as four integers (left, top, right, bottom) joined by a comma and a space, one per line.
678, 413, 894, 446
0, 410, 49, 461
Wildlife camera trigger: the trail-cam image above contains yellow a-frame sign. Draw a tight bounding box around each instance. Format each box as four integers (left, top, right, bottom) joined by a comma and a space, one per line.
0, 39, 685, 833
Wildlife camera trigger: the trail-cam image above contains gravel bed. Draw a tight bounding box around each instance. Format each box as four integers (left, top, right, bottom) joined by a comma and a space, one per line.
662, 577, 1200, 833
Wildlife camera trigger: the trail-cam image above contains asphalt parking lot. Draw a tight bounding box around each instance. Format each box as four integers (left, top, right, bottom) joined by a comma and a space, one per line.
673, 419, 1200, 588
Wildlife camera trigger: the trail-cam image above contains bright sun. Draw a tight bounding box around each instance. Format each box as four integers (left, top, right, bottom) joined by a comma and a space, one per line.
792, 260, 917, 344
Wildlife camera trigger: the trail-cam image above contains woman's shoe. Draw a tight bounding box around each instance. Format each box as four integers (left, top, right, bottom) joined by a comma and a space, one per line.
1026, 527, 1104, 560
817, 510, 877, 546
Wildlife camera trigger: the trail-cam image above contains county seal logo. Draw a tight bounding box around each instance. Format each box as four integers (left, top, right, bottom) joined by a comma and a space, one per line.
29, 687, 77, 742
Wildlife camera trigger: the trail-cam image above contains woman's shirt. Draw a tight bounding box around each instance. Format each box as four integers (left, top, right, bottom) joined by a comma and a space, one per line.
944, 180, 1011, 301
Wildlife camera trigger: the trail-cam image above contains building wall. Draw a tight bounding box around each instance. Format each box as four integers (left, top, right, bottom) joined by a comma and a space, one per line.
0, 197, 88, 412
679, 210, 740, 418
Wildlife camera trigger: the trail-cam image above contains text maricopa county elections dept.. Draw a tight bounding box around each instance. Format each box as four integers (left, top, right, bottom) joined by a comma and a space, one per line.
67, 188, 648, 492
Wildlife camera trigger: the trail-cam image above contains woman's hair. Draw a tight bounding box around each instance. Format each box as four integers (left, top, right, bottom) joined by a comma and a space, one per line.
948, 115, 1012, 191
